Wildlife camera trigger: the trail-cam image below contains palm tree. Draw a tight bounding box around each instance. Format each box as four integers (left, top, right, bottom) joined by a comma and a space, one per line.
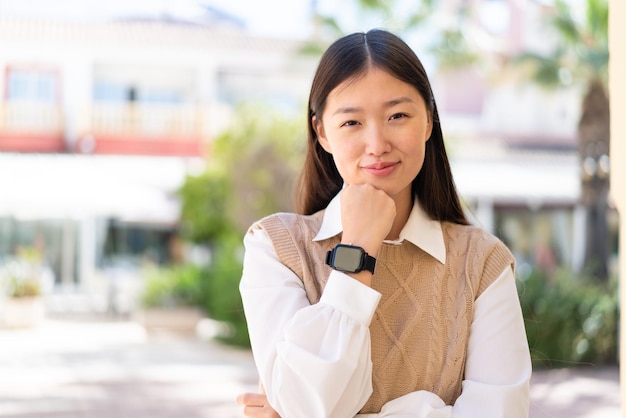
302, 0, 436, 54
515, 0, 610, 280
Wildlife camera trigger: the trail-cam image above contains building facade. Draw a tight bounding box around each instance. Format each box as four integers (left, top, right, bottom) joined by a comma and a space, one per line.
0, 13, 315, 306
0, 0, 615, 314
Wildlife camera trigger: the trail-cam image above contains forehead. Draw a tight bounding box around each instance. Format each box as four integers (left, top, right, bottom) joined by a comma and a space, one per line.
326, 67, 423, 107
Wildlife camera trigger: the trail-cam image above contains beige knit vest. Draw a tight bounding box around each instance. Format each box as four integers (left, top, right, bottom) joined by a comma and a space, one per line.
255, 210, 514, 413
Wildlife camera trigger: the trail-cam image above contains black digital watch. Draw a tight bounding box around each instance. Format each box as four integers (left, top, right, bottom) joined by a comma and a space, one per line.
325, 244, 376, 274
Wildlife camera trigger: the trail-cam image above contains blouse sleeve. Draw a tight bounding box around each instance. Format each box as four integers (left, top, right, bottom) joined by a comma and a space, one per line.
359, 265, 531, 418
239, 226, 382, 418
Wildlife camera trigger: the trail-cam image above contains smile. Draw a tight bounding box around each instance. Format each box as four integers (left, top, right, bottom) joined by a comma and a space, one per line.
363, 162, 399, 177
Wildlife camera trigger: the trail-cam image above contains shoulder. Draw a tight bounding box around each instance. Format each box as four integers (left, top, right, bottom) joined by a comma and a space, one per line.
443, 222, 515, 297
249, 211, 325, 243
251, 211, 323, 231
250, 212, 297, 232
443, 222, 510, 256
247, 212, 326, 284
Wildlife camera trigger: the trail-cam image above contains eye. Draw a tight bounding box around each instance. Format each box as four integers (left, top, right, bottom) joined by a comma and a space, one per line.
340, 120, 360, 127
389, 113, 409, 121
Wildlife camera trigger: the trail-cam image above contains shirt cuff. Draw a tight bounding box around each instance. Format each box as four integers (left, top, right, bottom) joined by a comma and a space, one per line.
319, 271, 381, 326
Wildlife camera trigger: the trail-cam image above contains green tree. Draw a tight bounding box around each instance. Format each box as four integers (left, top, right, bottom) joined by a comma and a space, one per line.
177, 103, 306, 346
515, 0, 610, 280
180, 103, 305, 242
516, 0, 608, 88
179, 166, 234, 243
212, 103, 306, 232
303, 0, 436, 54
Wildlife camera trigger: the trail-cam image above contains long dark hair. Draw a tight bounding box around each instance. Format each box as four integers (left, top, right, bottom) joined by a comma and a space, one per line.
296, 29, 468, 225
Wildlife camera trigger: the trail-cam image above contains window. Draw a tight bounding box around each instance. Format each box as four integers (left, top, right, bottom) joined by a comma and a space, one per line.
6, 69, 59, 102
93, 80, 183, 104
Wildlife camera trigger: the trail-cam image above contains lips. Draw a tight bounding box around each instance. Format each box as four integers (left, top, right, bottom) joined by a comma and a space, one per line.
363, 161, 399, 177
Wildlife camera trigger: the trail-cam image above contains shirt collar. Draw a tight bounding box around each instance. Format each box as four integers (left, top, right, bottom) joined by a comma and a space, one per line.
313, 192, 446, 264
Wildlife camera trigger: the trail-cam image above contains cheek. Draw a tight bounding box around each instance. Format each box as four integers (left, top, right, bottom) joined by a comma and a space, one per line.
403, 139, 428, 173
327, 136, 360, 159
329, 147, 351, 173
327, 142, 360, 178
399, 133, 427, 154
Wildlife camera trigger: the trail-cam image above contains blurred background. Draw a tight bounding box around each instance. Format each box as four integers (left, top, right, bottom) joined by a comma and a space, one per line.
0, 0, 619, 416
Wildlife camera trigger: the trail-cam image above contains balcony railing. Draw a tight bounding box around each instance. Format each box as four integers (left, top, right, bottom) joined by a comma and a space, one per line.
80, 103, 207, 156
0, 102, 62, 131
0, 102, 209, 155
0, 102, 65, 152
91, 103, 202, 137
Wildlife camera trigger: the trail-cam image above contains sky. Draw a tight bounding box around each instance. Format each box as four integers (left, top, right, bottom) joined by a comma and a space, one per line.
0, 0, 587, 40
0, 0, 324, 39
0, 0, 414, 40
206, 0, 315, 38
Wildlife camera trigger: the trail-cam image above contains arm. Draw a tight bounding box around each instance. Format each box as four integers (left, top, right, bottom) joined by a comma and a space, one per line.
368, 266, 531, 418
240, 226, 382, 418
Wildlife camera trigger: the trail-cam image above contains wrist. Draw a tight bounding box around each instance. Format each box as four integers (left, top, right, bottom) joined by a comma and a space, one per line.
340, 239, 381, 259
326, 243, 377, 277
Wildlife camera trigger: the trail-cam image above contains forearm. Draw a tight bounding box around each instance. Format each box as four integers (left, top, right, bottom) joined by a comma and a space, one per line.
241, 229, 381, 417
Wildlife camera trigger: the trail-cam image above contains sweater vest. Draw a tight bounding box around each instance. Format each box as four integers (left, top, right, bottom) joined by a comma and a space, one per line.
255, 210, 515, 413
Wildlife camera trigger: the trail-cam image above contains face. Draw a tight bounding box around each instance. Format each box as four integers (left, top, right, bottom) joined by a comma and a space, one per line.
314, 66, 432, 203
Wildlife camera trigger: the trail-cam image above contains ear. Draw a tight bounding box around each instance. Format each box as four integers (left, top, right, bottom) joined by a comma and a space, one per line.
313, 115, 332, 153
425, 112, 434, 142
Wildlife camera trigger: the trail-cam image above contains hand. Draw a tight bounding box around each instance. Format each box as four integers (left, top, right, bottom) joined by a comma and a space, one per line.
340, 183, 396, 257
236, 393, 281, 418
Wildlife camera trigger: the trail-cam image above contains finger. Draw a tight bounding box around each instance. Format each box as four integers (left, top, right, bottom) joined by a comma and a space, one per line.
242, 405, 280, 418
236, 393, 266, 407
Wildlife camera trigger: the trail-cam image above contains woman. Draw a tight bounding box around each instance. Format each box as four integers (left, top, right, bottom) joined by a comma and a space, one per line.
237, 29, 531, 417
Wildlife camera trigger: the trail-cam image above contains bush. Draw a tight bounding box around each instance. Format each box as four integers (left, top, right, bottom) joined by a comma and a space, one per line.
140, 264, 206, 309
0, 246, 47, 298
176, 104, 305, 348
517, 267, 618, 368
179, 168, 234, 243
201, 234, 249, 347
139, 244, 249, 347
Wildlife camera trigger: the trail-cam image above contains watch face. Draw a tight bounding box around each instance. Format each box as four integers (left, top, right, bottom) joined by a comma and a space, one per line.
332, 245, 364, 272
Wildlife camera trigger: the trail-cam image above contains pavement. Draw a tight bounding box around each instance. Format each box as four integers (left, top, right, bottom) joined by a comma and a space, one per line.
0, 315, 621, 418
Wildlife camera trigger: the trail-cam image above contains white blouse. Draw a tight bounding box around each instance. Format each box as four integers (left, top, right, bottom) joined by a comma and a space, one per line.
239, 196, 531, 418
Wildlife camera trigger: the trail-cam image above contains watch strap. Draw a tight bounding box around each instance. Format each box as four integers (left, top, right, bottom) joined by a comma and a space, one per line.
362, 253, 376, 274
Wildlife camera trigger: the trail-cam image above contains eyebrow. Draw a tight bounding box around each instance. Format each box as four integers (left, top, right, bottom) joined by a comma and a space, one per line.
331, 96, 416, 116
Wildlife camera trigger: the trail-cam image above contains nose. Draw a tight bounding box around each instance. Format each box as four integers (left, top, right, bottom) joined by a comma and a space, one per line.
364, 124, 391, 156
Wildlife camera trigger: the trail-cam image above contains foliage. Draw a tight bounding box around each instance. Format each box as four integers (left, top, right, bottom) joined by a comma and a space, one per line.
179, 103, 305, 242
517, 267, 618, 368
350, 0, 435, 32
0, 247, 46, 298
302, 0, 436, 56
179, 167, 235, 243
514, 0, 608, 89
138, 250, 249, 346
425, 0, 487, 73
1, 269, 41, 298
429, 29, 482, 72
140, 264, 206, 309
177, 103, 305, 346
201, 235, 249, 347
